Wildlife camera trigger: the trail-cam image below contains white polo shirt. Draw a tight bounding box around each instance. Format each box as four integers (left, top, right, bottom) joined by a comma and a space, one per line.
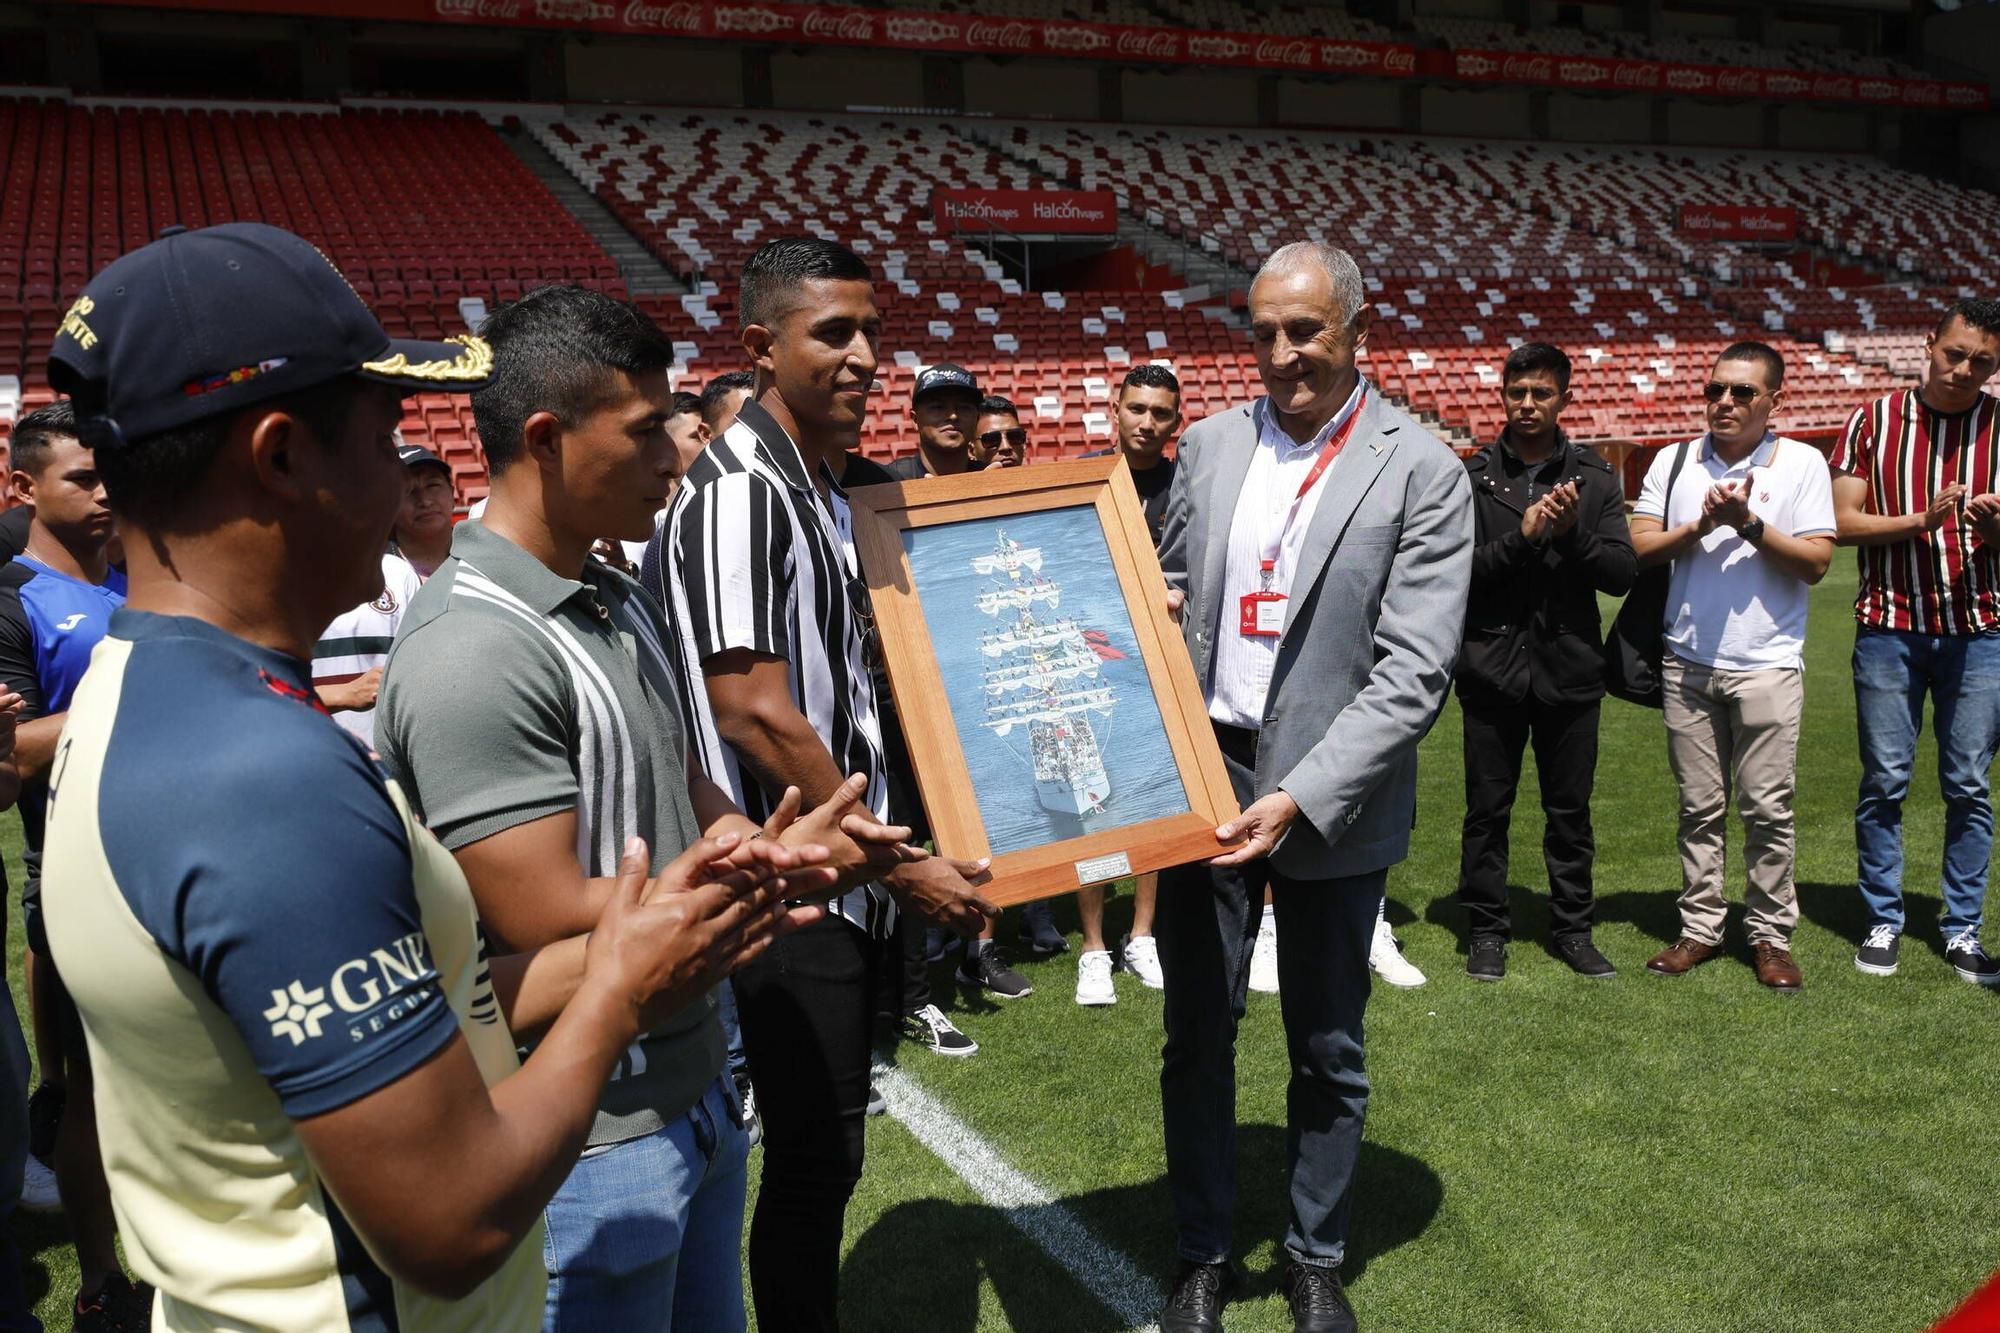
1634, 432, 1836, 672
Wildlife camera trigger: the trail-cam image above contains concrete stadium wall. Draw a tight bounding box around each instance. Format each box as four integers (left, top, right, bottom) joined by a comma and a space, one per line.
770, 50, 924, 110
1123, 70, 1258, 126
1421, 86, 1532, 139
965, 61, 1097, 121
1665, 100, 1762, 148
1276, 77, 1404, 130
1547, 94, 1651, 144
568, 41, 740, 107
1775, 105, 1869, 153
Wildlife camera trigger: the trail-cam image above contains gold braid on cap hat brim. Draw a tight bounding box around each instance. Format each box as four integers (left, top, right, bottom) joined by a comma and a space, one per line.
362, 334, 493, 383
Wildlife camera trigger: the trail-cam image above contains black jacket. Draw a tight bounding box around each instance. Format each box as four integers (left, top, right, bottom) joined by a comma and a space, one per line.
1456, 431, 1636, 707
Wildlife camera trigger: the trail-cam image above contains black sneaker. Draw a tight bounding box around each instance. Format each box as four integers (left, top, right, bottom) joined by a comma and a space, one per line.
957, 944, 1034, 998
1281, 1261, 1357, 1333
27, 1081, 63, 1164
1556, 934, 1616, 978
866, 1084, 887, 1117
1017, 901, 1069, 957
1159, 1259, 1236, 1333
1854, 924, 1900, 976
1466, 935, 1506, 982
1945, 929, 2000, 987
74, 1273, 152, 1333
901, 1003, 979, 1057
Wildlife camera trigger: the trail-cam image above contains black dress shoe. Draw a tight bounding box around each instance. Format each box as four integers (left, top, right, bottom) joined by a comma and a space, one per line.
1282, 1261, 1357, 1333
1466, 934, 1506, 982
1160, 1259, 1236, 1332
1556, 933, 1617, 978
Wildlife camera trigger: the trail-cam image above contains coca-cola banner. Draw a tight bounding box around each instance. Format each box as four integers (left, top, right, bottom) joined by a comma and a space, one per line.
1448, 48, 1989, 111
1677, 204, 1799, 241
933, 189, 1118, 234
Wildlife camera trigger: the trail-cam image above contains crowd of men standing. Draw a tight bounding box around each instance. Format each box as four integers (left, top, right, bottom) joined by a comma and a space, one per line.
0, 213, 1994, 1333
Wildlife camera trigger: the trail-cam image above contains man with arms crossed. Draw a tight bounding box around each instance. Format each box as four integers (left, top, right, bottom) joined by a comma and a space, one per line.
1630, 342, 1834, 991
1829, 297, 2000, 984
666, 237, 996, 1331
1154, 241, 1472, 1333
42, 223, 827, 1331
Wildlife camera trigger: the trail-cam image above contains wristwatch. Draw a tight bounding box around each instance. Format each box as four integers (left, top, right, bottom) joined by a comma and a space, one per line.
1739, 517, 1766, 544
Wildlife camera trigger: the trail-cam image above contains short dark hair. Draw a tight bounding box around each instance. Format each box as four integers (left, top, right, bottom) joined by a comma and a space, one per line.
1936, 298, 2000, 341
1716, 340, 1786, 390
738, 236, 872, 331
976, 395, 1019, 419
9, 399, 78, 479
666, 390, 702, 421
698, 371, 755, 430
472, 285, 675, 473
98, 378, 356, 531
1502, 342, 1572, 394
1118, 364, 1181, 399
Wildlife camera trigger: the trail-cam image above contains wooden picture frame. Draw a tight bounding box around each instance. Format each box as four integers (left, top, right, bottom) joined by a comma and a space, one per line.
848, 456, 1239, 907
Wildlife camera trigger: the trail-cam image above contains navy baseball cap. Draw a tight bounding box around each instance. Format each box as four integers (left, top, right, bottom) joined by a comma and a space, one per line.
398, 442, 451, 476
47, 222, 493, 448
912, 363, 980, 405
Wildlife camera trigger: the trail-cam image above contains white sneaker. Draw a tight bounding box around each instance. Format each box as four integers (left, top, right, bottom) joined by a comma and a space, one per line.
1369, 917, 1427, 988
1248, 913, 1280, 994
1121, 933, 1164, 989
18, 1155, 60, 1213
1075, 950, 1117, 1006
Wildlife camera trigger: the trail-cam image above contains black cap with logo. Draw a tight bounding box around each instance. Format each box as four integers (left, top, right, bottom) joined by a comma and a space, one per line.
397, 442, 452, 476
47, 222, 494, 451
912, 363, 980, 406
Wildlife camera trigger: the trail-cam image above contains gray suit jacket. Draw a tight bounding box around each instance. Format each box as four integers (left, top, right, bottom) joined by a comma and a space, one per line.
1158, 388, 1474, 880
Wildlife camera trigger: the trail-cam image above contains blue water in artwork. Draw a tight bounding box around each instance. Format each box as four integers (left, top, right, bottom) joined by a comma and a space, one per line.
902, 504, 1190, 857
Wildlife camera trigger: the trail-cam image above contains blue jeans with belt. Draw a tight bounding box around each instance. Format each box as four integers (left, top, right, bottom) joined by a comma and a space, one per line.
1155, 723, 1384, 1271
540, 1074, 750, 1333
1853, 627, 2000, 938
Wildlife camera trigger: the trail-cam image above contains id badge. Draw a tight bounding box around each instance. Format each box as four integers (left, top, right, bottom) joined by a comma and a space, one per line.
1239, 590, 1286, 637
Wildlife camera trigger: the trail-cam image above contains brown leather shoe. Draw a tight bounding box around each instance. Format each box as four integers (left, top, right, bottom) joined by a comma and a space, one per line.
1645, 937, 1721, 976
1752, 942, 1802, 991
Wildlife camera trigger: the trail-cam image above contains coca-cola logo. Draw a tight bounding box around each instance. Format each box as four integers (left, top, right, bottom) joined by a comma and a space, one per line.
886, 15, 955, 42
1902, 82, 1943, 106
435, 0, 524, 16
1764, 73, 1808, 95
1255, 38, 1314, 67
1042, 24, 1109, 52
1382, 48, 1414, 75
1615, 62, 1662, 89
802, 8, 874, 40
621, 0, 702, 31
1457, 52, 1497, 78
1114, 29, 1181, 59
1714, 68, 1760, 95
1810, 75, 1853, 99
1857, 79, 1898, 101
1501, 54, 1553, 81
1559, 59, 1607, 85
1188, 34, 1246, 60
534, 0, 611, 19
714, 3, 795, 33
1665, 67, 1713, 91
1318, 42, 1379, 71
966, 18, 1033, 49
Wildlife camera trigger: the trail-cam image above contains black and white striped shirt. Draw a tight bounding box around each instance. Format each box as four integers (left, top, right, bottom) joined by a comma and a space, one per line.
658, 399, 895, 938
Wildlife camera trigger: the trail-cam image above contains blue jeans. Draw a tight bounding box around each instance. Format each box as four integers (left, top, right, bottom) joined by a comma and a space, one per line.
1854, 627, 2000, 937
715, 980, 748, 1083
540, 1075, 750, 1333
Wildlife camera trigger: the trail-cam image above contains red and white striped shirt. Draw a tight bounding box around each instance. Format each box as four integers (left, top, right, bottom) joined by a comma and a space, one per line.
1830, 388, 2000, 636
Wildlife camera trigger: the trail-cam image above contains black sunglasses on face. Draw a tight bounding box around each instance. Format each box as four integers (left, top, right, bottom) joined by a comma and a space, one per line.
980, 428, 1028, 447
1704, 382, 1762, 404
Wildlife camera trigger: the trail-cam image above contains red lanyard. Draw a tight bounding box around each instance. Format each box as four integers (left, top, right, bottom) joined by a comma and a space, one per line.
1260, 385, 1367, 576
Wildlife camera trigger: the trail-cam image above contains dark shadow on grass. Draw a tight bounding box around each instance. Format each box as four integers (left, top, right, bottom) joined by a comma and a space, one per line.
1423, 884, 1558, 954
8, 1205, 64, 1312
1587, 888, 1687, 947
1795, 879, 1943, 955
841, 1124, 1441, 1330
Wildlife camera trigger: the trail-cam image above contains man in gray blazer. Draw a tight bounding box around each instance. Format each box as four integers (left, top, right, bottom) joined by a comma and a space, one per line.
1153, 241, 1473, 1333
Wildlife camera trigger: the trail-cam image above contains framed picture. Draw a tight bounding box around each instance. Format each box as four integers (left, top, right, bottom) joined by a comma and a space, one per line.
848, 456, 1239, 906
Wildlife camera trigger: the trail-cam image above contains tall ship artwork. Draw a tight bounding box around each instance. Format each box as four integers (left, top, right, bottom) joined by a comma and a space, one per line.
974, 532, 1124, 817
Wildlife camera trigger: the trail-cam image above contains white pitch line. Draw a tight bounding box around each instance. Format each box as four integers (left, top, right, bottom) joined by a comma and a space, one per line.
873, 1062, 1162, 1333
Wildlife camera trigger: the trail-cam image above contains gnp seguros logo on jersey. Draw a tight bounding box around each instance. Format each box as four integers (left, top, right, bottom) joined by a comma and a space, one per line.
263, 932, 441, 1046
